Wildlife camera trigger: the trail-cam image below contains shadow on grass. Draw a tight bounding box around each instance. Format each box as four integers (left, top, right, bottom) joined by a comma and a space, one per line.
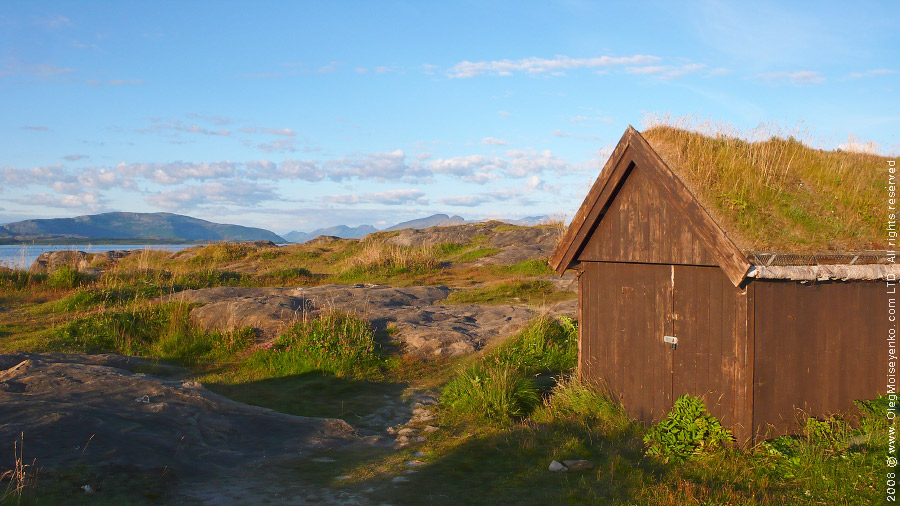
283, 419, 668, 506
205, 371, 409, 424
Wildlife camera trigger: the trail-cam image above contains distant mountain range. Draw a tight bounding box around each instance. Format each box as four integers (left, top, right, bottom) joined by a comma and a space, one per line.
283, 224, 377, 243
0, 212, 285, 244
0, 211, 552, 244
284, 213, 551, 242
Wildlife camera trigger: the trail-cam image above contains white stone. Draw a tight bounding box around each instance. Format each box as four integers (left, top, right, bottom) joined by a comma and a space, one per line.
548, 460, 567, 472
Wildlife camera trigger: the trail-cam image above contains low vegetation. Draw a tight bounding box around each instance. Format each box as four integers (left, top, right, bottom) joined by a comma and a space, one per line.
642, 115, 898, 252
0, 220, 890, 504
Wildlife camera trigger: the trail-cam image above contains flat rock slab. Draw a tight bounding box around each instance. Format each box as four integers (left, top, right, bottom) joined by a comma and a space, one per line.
164, 285, 567, 355
0, 353, 358, 474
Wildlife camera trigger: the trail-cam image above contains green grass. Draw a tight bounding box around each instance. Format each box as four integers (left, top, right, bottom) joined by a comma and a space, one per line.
493, 258, 556, 277
244, 311, 382, 378
643, 119, 897, 252
444, 279, 573, 305
450, 246, 501, 263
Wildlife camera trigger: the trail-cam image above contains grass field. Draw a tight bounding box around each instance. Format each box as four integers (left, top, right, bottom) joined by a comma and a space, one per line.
0, 230, 892, 505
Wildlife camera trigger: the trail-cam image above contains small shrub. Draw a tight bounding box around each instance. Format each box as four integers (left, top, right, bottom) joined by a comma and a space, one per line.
535, 375, 627, 425
804, 415, 849, 450
50, 303, 189, 354
249, 312, 380, 377
644, 394, 734, 462
174, 269, 248, 288
47, 265, 85, 289
260, 266, 312, 285
442, 363, 540, 422
489, 316, 577, 375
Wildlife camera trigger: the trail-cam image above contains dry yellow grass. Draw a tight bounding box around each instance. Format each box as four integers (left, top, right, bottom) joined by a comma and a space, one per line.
641, 115, 898, 253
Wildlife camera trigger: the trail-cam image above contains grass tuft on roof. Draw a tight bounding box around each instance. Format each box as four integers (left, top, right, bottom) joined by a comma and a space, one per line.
641, 117, 898, 253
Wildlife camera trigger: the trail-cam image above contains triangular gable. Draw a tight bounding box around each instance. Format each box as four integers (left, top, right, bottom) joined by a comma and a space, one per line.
549, 126, 751, 286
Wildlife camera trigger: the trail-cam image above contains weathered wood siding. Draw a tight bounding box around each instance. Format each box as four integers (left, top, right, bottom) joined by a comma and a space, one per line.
578, 164, 718, 267
580, 262, 751, 439
752, 280, 886, 437
672, 265, 751, 441
580, 261, 672, 423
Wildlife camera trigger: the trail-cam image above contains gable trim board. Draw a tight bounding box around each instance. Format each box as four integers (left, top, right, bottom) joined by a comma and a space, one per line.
550, 126, 751, 286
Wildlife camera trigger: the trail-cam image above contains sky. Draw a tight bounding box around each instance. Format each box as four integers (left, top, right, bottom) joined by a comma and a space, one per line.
1, 1, 898, 234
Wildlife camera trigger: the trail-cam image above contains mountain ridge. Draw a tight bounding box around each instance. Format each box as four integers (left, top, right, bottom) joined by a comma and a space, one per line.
0, 212, 286, 244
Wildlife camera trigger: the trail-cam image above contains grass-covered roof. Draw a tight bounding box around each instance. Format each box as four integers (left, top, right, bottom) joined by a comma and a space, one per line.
642, 124, 897, 253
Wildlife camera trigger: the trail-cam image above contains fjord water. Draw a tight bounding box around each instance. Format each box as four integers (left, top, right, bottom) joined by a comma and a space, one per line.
0, 244, 195, 270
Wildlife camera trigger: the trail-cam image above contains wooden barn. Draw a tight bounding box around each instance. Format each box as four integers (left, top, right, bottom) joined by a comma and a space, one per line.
550, 125, 896, 442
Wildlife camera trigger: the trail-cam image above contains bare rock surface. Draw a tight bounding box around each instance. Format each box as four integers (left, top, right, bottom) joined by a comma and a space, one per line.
28, 249, 131, 274
383, 221, 562, 265
165, 284, 562, 355
0, 352, 359, 475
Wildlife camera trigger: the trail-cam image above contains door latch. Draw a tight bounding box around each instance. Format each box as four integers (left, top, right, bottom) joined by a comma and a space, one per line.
664, 335, 678, 350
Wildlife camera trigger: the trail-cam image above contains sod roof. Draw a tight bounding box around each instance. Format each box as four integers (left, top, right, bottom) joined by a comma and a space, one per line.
642, 126, 898, 253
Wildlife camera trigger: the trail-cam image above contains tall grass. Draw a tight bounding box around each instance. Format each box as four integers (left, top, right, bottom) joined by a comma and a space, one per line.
49, 302, 253, 365
641, 115, 895, 251
441, 317, 578, 421
245, 311, 382, 378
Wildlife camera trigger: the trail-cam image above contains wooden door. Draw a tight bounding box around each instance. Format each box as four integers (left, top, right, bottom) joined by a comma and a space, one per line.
670, 265, 740, 429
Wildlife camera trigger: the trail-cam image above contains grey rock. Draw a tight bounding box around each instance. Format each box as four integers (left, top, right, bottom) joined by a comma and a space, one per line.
548, 460, 567, 472
562, 459, 594, 471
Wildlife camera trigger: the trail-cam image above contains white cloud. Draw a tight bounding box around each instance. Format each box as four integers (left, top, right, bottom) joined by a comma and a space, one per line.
323, 189, 429, 206
141, 119, 231, 136
145, 181, 279, 210
22, 125, 49, 131
255, 137, 297, 153
318, 61, 339, 73
551, 130, 601, 141
448, 54, 661, 78
482, 137, 508, 146
505, 149, 571, 176
438, 195, 494, 207
63, 154, 88, 161
326, 150, 429, 182
570, 115, 613, 124
847, 69, 897, 79
41, 15, 71, 28
757, 70, 825, 85
185, 113, 233, 125
116, 161, 237, 185
247, 159, 323, 181
625, 63, 706, 79
19, 191, 108, 212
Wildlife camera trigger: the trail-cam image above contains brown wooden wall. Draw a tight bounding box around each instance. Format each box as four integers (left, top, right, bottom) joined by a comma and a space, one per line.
751, 279, 886, 437
578, 164, 718, 267
579, 261, 752, 440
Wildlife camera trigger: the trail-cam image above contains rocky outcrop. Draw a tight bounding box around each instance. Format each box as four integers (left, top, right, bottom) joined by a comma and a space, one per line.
28, 249, 131, 274
163, 284, 575, 356
0, 353, 358, 473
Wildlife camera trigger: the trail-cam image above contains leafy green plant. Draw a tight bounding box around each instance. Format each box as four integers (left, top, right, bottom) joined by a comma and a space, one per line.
804, 415, 849, 450
644, 394, 734, 462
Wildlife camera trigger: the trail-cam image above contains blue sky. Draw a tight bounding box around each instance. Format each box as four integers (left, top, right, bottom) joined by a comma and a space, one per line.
1, 1, 897, 234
